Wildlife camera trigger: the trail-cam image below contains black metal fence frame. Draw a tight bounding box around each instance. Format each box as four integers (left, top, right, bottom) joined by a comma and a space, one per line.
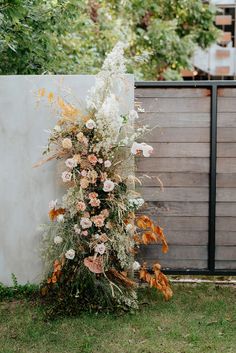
135, 81, 236, 276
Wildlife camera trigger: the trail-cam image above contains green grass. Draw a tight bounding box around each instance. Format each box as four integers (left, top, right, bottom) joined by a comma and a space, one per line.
0, 284, 235, 353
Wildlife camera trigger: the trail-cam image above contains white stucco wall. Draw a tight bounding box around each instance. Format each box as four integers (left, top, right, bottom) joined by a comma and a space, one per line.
0, 75, 134, 285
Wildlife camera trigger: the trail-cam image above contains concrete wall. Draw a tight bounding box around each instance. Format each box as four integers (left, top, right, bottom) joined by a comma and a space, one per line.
0, 75, 134, 285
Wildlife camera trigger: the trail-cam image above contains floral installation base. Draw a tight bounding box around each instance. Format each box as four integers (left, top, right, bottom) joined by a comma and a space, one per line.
36, 43, 172, 315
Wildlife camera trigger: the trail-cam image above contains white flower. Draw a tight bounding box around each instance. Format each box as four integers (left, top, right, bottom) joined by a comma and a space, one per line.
137, 107, 145, 113
61, 171, 72, 182
54, 125, 61, 132
104, 160, 111, 168
62, 138, 72, 149
85, 119, 96, 129
131, 142, 143, 155
126, 224, 133, 233
65, 158, 77, 169
81, 170, 87, 177
95, 243, 106, 255
57, 214, 64, 223
54, 236, 63, 244
128, 198, 145, 210
131, 142, 153, 157
48, 199, 57, 210
65, 249, 75, 260
141, 143, 153, 157
80, 217, 92, 229
74, 224, 81, 234
132, 261, 141, 271
103, 179, 115, 192
128, 109, 139, 122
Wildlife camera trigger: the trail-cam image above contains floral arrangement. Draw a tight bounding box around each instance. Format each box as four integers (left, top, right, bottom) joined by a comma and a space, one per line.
37, 43, 172, 314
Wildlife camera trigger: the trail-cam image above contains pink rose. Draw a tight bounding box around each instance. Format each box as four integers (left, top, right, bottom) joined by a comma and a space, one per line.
61, 171, 72, 183
65, 158, 77, 169
95, 243, 106, 255
81, 170, 87, 177
80, 217, 92, 229
82, 230, 88, 236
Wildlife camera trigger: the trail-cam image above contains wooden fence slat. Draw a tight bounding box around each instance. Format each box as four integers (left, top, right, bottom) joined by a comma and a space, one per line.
216, 203, 236, 216
218, 113, 236, 127
145, 128, 210, 142
216, 217, 236, 231
145, 201, 209, 217
152, 216, 208, 231
215, 261, 236, 270
138, 97, 210, 113
217, 158, 236, 173
218, 143, 236, 157
135, 88, 210, 98
138, 258, 208, 269
218, 128, 236, 142
218, 88, 236, 97
218, 97, 236, 112
217, 173, 236, 187
147, 143, 209, 157
216, 188, 236, 202
139, 244, 208, 260
216, 246, 236, 260
138, 112, 210, 127
216, 232, 236, 245
137, 157, 209, 173
162, 230, 208, 245
137, 172, 209, 187
140, 187, 209, 202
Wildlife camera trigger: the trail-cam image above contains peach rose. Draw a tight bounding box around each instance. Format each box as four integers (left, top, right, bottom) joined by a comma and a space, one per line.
76, 201, 86, 212
80, 178, 89, 189
88, 154, 97, 165
101, 209, 109, 218
89, 198, 101, 207
89, 192, 98, 199
62, 138, 72, 149
92, 214, 105, 228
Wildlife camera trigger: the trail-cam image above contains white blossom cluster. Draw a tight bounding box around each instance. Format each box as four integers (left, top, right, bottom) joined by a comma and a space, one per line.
86, 42, 127, 151
128, 197, 145, 210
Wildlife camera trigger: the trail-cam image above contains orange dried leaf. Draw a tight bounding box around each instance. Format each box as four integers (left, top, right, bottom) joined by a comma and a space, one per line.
49, 208, 65, 221
136, 215, 152, 229
142, 231, 157, 244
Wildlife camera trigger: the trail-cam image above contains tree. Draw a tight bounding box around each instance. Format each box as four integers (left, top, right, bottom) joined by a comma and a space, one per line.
0, 0, 219, 79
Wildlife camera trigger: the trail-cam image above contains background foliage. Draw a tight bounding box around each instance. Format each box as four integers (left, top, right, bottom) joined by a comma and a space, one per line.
0, 0, 218, 80
0, 0, 219, 78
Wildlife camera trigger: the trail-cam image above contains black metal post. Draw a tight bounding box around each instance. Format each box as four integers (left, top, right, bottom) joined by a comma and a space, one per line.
208, 84, 218, 273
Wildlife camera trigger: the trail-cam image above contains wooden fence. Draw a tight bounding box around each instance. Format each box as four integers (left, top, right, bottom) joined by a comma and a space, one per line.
135, 81, 236, 275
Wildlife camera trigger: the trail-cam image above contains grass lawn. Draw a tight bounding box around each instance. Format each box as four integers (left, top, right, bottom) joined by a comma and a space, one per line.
0, 284, 235, 353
